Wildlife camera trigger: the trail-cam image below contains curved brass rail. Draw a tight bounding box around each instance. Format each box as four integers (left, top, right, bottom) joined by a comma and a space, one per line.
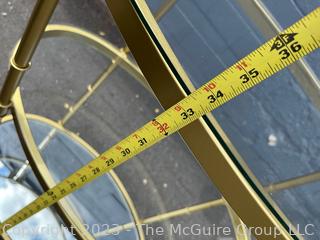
4, 89, 144, 240
43, 24, 150, 92
9, 89, 93, 240
0, 1, 250, 239
2, 23, 155, 240
25, 114, 145, 240
0, 1, 304, 239
105, 1, 301, 239
3, 22, 252, 240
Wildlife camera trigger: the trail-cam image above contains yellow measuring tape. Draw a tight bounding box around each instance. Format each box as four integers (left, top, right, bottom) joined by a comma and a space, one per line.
1, 7, 320, 235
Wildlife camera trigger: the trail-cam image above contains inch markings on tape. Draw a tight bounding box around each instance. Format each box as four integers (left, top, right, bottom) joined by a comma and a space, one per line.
1, 7, 320, 234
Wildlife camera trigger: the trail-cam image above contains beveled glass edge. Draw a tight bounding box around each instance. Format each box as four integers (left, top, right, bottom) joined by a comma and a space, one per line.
104, 0, 299, 239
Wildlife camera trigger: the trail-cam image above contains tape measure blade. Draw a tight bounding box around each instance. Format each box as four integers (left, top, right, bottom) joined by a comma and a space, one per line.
0, 7, 319, 235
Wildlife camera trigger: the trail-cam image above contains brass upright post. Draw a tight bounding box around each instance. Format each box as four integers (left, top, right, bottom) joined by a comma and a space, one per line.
0, 0, 59, 116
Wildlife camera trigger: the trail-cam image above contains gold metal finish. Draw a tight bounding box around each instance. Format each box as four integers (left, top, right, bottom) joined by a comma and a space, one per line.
0, 230, 11, 240
266, 172, 320, 192
0, 102, 12, 109
59, 59, 120, 125
33, 24, 150, 152
3, 20, 234, 239
0, 0, 59, 116
10, 58, 32, 72
26, 114, 145, 240
143, 199, 225, 225
95, 198, 225, 237
93, 166, 320, 237
154, 0, 176, 21
5, 90, 144, 240
0, 156, 25, 165
6, 26, 148, 240
43, 25, 149, 89
227, 205, 250, 240
4, 0, 174, 187
10, 89, 94, 240
1, 1, 316, 239
23, 61, 121, 157
13, 57, 121, 180
25, 114, 145, 240
0, 1, 268, 239
105, 1, 299, 239
3, 23, 155, 239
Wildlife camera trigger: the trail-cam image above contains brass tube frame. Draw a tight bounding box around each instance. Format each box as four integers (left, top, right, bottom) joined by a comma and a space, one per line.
10, 89, 94, 240
1, 20, 248, 239
0, 0, 59, 116
0, 21, 156, 240
95, 166, 320, 237
95, 198, 225, 237
1, 1, 315, 239
3, 89, 144, 240
0, 231, 11, 240
105, 0, 299, 239
3, 22, 249, 240
227, 205, 251, 240
154, 0, 176, 21
43, 25, 148, 88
